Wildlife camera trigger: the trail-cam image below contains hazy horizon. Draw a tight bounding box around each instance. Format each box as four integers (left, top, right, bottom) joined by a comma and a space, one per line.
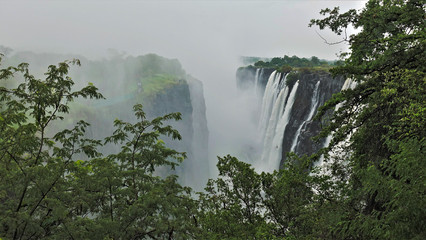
1, 1, 366, 59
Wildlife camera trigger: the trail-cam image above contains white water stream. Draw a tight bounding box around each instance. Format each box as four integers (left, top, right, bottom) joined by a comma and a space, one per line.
290, 80, 321, 152
258, 74, 299, 172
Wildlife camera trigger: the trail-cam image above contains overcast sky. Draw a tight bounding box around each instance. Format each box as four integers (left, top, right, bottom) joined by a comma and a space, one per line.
1, 1, 366, 62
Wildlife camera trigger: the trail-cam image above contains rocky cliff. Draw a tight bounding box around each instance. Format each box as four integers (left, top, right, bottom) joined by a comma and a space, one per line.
236, 66, 345, 170
3, 52, 209, 189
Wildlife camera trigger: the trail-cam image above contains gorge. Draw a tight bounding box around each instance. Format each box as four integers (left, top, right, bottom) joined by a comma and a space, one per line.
236, 61, 347, 171
3, 51, 351, 181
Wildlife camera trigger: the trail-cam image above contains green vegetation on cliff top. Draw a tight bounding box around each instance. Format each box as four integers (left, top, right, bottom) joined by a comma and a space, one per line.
139, 73, 182, 100
242, 55, 342, 74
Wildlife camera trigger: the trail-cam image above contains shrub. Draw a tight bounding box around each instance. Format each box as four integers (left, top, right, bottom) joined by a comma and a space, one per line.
286, 71, 299, 87
279, 65, 293, 73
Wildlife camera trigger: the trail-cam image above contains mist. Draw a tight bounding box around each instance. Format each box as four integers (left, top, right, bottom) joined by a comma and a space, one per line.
0, 0, 366, 177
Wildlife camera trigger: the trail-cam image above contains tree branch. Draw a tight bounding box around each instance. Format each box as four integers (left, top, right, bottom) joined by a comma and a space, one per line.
315, 30, 348, 45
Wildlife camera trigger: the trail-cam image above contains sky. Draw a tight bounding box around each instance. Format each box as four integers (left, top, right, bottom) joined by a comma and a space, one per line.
0, 0, 368, 172
1, 0, 366, 62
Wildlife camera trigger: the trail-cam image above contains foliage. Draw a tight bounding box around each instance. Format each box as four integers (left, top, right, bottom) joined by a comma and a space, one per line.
140, 73, 181, 100
197, 154, 321, 239
285, 71, 299, 87
310, 0, 426, 239
1, 1, 424, 239
284, 67, 330, 87
136, 54, 186, 79
0, 58, 198, 239
279, 65, 292, 73
253, 55, 333, 70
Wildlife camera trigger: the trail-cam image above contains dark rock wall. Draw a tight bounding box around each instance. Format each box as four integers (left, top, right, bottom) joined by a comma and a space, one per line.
236, 66, 345, 169
280, 72, 344, 167
146, 82, 194, 158
146, 78, 209, 190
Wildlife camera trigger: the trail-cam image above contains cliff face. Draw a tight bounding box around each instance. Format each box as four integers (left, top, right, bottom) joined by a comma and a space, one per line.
236, 66, 344, 169
145, 77, 209, 189
279, 72, 344, 166
3, 52, 209, 189
145, 81, 194, 159
186, 76, 209, 189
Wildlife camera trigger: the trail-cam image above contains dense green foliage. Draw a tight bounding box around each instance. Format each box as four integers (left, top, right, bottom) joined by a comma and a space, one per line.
248, 55, 339, 86
284, 71, 299, 88
307, 0, 426, 238
252, 55, 337, 71
139, 73, 182, 100
197, 154, 322, 240
0, 58, 198, 239
1, 1, 424, 239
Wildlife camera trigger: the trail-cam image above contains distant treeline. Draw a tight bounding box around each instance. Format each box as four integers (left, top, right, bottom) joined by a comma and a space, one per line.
249, 55, 342, 70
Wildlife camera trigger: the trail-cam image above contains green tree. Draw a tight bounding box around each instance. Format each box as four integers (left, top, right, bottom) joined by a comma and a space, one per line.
197, 155, 265, 239
75, 104, 199, 239
311, 56, 320, 66
197, 154, 319, 239
0, 57, 103, 239
0, 57, 198, 239
310, 0, 425, 239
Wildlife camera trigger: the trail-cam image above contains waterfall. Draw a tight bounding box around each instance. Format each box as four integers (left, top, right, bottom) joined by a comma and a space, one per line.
260, 79, 299, 172
240, 68, 346, 173
261, 85, 289, 165
290, 80, 320, 152
258, 71, 282, 138
187, 77, 209, 190
254, 68, 260, 96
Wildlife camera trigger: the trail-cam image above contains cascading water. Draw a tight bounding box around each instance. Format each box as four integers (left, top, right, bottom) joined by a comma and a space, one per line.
290, 80, 320, 152
237, 66, 346, 173
258, 71, 282, 138
255, 68, 264, 98
257, 70, 299, 172
254, 68, 260, 96
263, 81, 299, 172
261, 85, 289, 167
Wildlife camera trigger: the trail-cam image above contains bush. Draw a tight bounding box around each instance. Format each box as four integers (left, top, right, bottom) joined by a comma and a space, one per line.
286, 71, 299, 87
279, 65, 293, 73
